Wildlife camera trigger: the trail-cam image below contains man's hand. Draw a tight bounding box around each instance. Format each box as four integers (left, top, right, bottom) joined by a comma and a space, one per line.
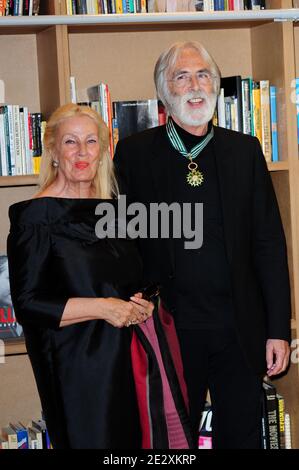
266, 339, 290, 377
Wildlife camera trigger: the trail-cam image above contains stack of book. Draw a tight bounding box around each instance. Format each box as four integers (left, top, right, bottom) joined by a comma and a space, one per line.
216, 76, 279, 163
0, 0, 40, 16
71, 76, 161, 156
0, 418, 51, 449
197, 382, 293, 449
0, 105, 44, 176
64, 0, 266, 15
262, 380, 292, 449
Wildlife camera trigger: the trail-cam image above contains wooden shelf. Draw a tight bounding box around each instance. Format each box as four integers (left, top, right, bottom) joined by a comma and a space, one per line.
4, 340, 27, 356
0, 162, 287, 187
267, 161, 289, 171
0, 175, 38, 187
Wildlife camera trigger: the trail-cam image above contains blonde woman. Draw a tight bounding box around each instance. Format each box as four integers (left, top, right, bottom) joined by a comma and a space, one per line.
7, 104, 192, 449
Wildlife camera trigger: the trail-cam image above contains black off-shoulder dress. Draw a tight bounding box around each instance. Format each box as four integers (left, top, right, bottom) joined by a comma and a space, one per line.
7, 198, 193, 449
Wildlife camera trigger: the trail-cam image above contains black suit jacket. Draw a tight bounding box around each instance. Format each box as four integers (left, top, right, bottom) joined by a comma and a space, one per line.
114, 124, 291, 374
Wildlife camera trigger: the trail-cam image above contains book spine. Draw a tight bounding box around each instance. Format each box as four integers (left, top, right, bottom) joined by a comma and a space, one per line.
270, 85, 278, 162
12, 104, 23, 175
0, 107, 8, 175
19, 108, 27, 174
7, 105, 16, 175
284, 413, 292, 449
112, 118, 119, 154
217, 88, 226, 128
70, 76, 77, 104
260, 80, 272, 163
241, 78, 251, 134
115, 0, 123, 12
277, 394, 285, 449
263, 382, 280, 449
252, 81, 262, 146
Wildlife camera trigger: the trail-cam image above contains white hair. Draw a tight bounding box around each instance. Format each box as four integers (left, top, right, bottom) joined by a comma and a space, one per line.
154, 41, 221, 112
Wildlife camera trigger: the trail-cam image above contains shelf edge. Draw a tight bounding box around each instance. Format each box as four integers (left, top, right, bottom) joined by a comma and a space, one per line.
0, 10, 299, 27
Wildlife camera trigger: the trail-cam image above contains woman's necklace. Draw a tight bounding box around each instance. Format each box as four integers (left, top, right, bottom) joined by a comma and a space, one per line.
166, 118, 214, 187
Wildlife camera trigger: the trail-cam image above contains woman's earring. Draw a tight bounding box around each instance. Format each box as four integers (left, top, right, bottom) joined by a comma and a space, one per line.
99, 160, 103, 166
52, 160, 59, 168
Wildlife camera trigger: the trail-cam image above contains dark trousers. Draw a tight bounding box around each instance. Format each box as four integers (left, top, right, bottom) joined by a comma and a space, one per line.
176, 328, 263, 449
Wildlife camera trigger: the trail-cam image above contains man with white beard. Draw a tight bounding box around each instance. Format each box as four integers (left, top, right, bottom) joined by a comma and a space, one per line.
114, 41, 291, 449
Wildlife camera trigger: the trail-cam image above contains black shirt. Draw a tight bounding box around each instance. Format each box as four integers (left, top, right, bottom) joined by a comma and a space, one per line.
168, 120, 234, 329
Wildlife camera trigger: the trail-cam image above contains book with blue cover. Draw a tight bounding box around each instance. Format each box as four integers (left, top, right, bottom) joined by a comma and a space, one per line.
270, 85, 279, 162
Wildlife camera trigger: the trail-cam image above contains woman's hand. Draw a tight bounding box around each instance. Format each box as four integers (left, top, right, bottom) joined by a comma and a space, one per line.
129, 292, 154, 323
101, 295, 153, 328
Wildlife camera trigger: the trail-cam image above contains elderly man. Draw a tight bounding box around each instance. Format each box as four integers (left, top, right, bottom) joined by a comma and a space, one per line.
114, 41, 291, 449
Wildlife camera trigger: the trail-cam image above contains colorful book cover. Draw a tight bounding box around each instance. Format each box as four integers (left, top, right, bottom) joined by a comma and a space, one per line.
9, 422, 29, 449
198, 402, 212, 449
0, 255, 23, 341
113, 99, 159, 141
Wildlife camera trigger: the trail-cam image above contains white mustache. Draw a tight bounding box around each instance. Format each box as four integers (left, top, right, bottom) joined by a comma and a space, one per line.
181, 92, 208, 104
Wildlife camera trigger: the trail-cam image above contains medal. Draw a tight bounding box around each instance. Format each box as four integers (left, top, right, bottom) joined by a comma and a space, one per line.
187, 159, 204, 187
166, 118, 214, 187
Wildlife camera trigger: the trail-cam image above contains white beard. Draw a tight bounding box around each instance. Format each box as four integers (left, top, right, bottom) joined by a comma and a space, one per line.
166, 90, 217, 127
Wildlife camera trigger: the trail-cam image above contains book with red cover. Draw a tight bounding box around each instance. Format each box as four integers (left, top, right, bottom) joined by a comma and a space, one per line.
0, 255, 23, 341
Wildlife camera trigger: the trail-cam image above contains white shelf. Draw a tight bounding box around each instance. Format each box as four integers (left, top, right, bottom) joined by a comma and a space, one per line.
0, 10, 298, 28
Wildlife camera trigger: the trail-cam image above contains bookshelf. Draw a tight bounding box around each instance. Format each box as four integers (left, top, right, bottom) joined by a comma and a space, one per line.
1, 0, 299, 447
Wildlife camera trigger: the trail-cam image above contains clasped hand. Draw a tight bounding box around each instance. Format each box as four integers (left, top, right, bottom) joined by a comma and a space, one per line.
266, 339, 290, 376
103, 292, 154, 328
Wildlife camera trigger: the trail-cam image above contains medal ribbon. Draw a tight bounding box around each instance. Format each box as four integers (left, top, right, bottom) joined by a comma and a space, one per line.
166, 118, 214, 161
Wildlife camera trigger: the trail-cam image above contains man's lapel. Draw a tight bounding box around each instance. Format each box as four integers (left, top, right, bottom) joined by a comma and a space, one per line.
147, 127, 173, 204
147, 127, 175, 270
212, 127, 237, 266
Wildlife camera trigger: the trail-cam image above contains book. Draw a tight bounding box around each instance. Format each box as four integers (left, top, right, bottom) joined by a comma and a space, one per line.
0, 0, 40, 15
27, 425, 43, 449
9, 422, 28, 449
31, 419, 51, 449
270, 85, 279, 162
284, 412, 292, 449
112, 99, 159, 142
262, 381, 280, 449
252, 81, 262, 146
198, 402, 212, 449
241, 78, 252, 135
2, 426, 18, 449
0, 255, 23, 341
220, 76, 243, 133
0, 437, 9, 449
244, 0, 265, 8
276, 393, 285, 449
260, 80, 272, 163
